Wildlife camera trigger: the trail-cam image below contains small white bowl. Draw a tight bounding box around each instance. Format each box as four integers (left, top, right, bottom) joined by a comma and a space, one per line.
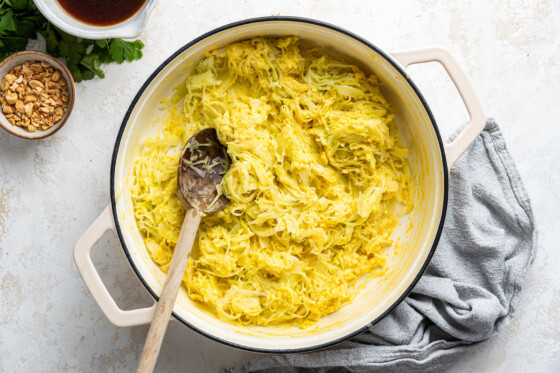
34, 0, 158, 40
0, 50, 75, 140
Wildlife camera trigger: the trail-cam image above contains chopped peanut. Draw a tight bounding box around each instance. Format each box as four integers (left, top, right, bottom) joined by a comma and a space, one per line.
1, 60, 69, 132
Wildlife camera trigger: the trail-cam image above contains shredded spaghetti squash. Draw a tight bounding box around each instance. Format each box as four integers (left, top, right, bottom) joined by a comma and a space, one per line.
131, 37, 413, 327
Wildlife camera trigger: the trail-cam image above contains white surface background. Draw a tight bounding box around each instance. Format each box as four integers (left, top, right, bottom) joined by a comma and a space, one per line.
1, 0, 559, 372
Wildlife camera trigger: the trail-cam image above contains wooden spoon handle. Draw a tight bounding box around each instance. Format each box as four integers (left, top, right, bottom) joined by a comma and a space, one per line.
137, 207, 201, 373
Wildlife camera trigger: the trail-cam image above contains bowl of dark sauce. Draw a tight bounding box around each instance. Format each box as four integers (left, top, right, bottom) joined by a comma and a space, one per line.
34, 0, 157, 39
57, 0, 147, 27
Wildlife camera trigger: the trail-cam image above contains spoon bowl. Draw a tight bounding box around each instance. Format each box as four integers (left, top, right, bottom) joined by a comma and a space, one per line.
177, 128, 229, 212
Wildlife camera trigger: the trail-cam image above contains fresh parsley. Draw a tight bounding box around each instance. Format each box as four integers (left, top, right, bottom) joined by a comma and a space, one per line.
0, 0, 144, 82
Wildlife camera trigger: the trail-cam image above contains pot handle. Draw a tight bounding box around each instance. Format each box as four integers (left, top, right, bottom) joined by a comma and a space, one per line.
391, 47, 485, 169
74, 205, 156, 327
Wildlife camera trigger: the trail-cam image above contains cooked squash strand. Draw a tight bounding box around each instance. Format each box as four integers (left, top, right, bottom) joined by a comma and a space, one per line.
131, 37, 413, 328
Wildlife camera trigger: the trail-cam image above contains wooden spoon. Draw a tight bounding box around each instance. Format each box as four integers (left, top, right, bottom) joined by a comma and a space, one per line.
137, 128, 229, 373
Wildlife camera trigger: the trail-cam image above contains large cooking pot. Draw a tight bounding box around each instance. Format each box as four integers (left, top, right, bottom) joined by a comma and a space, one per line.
74, 17, 485, 353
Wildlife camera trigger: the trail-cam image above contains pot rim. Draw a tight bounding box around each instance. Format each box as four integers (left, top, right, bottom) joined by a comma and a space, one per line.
110, 16, 449, 353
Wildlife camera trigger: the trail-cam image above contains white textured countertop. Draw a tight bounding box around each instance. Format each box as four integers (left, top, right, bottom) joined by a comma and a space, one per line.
1, 1, 559, 372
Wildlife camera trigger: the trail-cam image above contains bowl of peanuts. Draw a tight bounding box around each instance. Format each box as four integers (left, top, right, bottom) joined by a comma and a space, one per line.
0, 50, 75, 139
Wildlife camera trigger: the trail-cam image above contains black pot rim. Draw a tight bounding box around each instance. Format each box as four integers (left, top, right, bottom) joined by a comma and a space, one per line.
110, 15, 448, 354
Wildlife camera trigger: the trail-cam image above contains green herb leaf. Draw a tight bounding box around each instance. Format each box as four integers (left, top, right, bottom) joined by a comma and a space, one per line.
2, 35, 27, 51
80, 53, 104, 78
109, 39, 144, 64
68, 64, 82, 83
80, 68, 95, 81
5, 0, 34, 11
39, 23, 57, 53
56, 27, 76, 43
57, 39, 85, 66
0, 10, 16, 34
13, 18, 38, 38
94, 39, 107, 49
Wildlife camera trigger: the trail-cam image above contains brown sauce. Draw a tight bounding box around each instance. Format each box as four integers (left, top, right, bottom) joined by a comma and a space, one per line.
57, 0, 146, 27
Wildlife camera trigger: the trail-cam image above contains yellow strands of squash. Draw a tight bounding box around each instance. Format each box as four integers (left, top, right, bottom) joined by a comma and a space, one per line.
131, 36, 413, 328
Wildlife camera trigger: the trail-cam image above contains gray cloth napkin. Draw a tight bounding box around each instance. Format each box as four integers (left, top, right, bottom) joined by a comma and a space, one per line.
220, 118, 537, 373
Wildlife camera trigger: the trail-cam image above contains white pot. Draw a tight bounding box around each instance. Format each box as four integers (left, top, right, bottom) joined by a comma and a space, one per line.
33, 0, 158, 39
74, 17, 485, 353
